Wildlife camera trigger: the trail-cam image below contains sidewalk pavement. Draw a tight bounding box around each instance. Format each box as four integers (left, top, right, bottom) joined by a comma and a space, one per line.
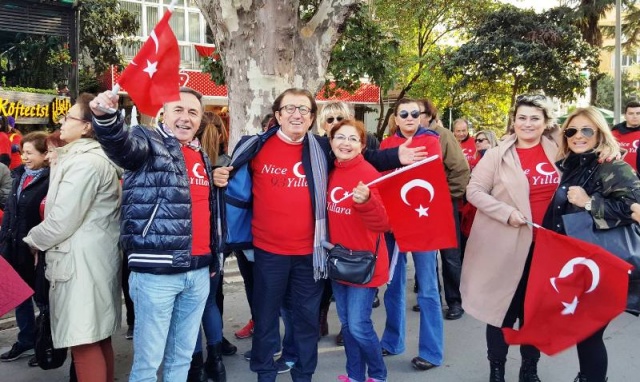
1, 259, 639, 381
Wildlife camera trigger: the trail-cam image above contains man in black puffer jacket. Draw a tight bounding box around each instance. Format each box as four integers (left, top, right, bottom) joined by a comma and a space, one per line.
90, 87, 217, 382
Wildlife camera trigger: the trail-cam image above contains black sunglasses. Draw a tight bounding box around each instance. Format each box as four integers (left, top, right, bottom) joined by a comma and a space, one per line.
398, 110, 421, 119
564, 127, 596, 138
475, 138, 488, 143
326, 116, 344, 124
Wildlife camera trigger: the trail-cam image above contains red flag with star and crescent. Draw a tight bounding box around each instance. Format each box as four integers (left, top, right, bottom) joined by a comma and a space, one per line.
503, 229, 631, 355
376, 155, 456, 252
118, 9, 181, 116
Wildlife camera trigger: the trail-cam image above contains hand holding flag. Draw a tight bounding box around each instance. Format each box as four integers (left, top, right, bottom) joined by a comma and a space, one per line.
97, 0, 181, 117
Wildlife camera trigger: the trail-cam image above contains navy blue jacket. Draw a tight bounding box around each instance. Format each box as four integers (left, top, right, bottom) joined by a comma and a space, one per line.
93, 114, 217, 274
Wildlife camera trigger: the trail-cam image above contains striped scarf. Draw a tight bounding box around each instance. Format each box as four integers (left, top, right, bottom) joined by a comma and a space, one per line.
307, 132, 328, 281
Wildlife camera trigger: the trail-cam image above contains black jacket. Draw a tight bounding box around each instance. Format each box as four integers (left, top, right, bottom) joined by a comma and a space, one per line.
542, 151, 640, 234
93, 114, 216, 274
0, 165, 49, 287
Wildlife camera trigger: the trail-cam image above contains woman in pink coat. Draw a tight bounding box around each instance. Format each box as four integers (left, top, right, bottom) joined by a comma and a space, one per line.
461, 95, 559, 382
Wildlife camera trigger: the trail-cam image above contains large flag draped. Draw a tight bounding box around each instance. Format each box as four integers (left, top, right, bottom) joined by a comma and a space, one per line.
503, 229, 631, 355
118, 9, 181, 117
376, 156, 456, 252
0, 256, 34, 317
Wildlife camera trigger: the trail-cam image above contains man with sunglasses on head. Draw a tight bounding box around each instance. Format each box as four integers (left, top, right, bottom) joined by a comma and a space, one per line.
212, 88, 425, 382
453, 118, 477, 167
419, 99, 470, 321
612, 100, 640, 173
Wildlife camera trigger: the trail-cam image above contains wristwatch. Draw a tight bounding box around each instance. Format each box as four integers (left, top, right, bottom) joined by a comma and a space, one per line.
584, 199, 592, 211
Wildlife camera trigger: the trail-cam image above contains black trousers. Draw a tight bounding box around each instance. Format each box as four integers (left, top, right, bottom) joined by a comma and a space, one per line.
577, 325, 609, 381
486, 245, 540, 363
236, 250, 255, 318
439, 198, 463, 306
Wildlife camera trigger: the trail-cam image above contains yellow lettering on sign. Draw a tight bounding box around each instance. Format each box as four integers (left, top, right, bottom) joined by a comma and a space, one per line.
51, 98, 71, 123
0, 96, 70, 123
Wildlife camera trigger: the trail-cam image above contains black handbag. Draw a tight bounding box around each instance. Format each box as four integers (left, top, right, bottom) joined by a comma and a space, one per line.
562, 211, 640, 315
35, 306, 68, 370
325, 235, 380, 285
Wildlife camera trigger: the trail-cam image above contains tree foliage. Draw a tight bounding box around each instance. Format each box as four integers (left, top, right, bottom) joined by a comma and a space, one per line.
445, 5, 599, 107
595, 71, 640, 111
369, 0, 496, 138
79, 0, 139, 76
324, 5, 399, 95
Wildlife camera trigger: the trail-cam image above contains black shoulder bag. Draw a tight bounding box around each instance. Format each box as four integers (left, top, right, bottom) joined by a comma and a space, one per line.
324, 235, 380, 285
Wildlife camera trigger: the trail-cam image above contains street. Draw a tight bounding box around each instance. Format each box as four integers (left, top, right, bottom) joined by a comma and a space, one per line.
1, 260, 639, 382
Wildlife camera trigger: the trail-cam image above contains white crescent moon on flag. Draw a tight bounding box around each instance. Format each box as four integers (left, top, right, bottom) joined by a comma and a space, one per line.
536, 163, 556, 176
150, 31, 159, 55
400, 179, 435, 205
293, 162, 305, 178
633, 140, 640, 149
550, 257, 600, 294
330, 187, 344, 204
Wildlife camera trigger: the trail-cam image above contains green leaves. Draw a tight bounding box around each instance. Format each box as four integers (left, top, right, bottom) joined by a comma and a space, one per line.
445, 5, 598, 105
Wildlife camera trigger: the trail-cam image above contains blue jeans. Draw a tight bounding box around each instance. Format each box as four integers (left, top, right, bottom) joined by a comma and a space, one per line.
128, 268, 209, 382
381, 234, 444, 365
15, 297, 37, 349
195, 272, 222, 352
250, 248, 324, 382
333, 281, 387, 382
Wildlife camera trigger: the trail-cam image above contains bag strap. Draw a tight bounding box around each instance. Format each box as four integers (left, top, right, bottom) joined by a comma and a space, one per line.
580, 163, 599, 188
373, 234, 381, 258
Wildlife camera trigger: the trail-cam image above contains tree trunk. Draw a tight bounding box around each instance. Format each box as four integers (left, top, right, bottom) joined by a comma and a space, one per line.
197, 0, 359, 151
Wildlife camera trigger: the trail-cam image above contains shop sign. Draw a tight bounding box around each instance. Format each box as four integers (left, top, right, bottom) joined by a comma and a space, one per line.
0, 90, 72, 124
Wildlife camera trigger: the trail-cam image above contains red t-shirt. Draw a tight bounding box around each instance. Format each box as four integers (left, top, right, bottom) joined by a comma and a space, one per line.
612, 128, 640, 171
182, 146, 211, 256
251, 136, 314, 255
328, 155, 390, 287
9, 132, 22, 170
516, 144, 559, 239
459, 136, 477, 167
0, 132, 11, 159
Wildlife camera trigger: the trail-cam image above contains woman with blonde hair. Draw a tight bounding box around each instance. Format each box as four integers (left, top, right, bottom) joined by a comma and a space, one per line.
542, 106, 640, 382
318, 102, 352, 136
198, 111, 230, 166
468, 130, 498, 169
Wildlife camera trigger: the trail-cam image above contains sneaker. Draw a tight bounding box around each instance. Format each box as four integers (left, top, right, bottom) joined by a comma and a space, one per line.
27, 356, 38, 367
235, 319, 254, 339
276, 357, 293, 374
125, 326, 134, 340
0, 343, 35, 362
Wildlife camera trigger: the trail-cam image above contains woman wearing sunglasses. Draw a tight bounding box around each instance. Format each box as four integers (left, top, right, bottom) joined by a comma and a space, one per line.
468, 130, 498, 170
541, 107, 640, 382
462, 94, 559, 382
379, 98, 444, 372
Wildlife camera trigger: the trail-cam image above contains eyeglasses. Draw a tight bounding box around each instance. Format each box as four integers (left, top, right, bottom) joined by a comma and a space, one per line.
59, 114, 88, 124
564, 127, 596, 138
333, 134, 360, 143
475, 138, 488, 143
279, 104, 311, 115
398, 110, 421, 119
326, 116, 344, 124
516, 94, 546, 103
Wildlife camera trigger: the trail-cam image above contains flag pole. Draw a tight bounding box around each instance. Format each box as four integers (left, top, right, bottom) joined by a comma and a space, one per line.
335, 154, 440, 203
95, 0, 178, 115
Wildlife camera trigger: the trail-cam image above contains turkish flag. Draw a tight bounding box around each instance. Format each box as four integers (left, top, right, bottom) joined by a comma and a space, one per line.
0, 256, 34, 317
376, 156, 456, 252
118, 9, 181, 117
503, 229, 632, 355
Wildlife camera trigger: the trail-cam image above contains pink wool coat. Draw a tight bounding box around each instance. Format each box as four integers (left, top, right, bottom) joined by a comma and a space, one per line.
460, 134, 559, 327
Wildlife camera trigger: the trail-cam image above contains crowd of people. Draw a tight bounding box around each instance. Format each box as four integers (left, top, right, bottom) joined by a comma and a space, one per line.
0, 88, 639, 382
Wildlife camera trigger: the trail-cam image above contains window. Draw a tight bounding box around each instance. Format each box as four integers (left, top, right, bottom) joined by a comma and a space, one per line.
188, 12, 200, 42
121, 1, 142, 36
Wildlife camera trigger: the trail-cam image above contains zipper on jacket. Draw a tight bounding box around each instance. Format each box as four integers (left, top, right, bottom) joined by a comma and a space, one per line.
142, 203, 160, 238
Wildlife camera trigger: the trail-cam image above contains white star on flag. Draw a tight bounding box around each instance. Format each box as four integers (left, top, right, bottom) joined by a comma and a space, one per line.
561, 296, 579, 315
415, 205, 429, 217
143, 60, 159, 78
